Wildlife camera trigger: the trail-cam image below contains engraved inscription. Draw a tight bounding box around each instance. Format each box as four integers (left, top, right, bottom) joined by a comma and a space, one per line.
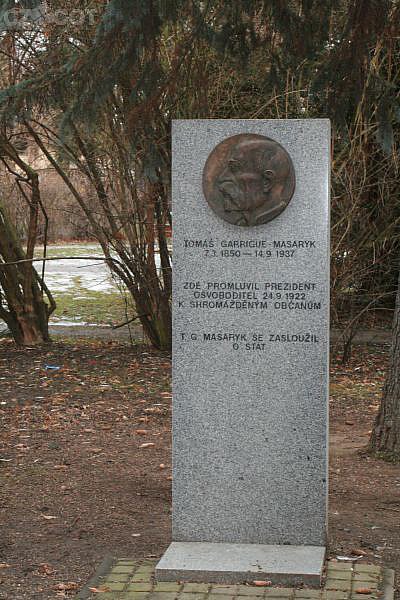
178, 280, 322, 311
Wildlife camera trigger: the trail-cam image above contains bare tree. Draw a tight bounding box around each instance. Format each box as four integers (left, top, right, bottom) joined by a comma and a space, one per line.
25, 119, 171, 349
369, 266, 400, 460
0, 137, 55, 345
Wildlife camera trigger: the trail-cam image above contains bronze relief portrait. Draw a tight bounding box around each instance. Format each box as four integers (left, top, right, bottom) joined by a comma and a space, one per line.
202, 133, 295, 227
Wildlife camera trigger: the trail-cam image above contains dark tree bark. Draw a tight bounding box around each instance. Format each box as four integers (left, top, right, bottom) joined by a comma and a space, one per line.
368, 267, 400, 460
0, 198, 56, 345
0, 138, 56, 346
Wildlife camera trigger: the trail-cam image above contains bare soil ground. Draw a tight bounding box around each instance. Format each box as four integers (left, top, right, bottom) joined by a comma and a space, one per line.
0, 340, 399, 600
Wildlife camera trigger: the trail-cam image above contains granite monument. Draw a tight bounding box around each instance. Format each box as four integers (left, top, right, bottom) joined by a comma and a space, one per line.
156, 119, 330, 586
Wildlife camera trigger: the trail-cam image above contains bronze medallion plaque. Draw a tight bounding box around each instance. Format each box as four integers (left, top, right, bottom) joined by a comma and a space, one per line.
202, 133, 295, 227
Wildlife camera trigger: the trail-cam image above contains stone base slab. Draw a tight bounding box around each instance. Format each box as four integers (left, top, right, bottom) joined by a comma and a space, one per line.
155, 542, 326, 587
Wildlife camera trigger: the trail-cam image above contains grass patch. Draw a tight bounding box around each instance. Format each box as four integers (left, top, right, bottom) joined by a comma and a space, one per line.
35, 242, 134, 326
37, 242, 103, 259
52, 289, 130, 325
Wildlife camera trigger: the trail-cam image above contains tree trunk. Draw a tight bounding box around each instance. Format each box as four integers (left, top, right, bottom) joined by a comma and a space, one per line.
133, 287, 171, 351
4, 307, 50, 346
368, 267, 400, 460
0, 198, 55, 346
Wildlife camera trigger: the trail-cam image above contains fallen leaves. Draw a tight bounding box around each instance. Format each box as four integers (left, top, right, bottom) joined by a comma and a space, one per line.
350, 548, 368, 556
38, 563, 57, 576
89, 585, 111, 593
55, 582, 79, 591
0, 341, 172, 598
144, 407, 163, 414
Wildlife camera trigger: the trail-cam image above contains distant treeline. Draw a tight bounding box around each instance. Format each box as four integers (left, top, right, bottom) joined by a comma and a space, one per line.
1, 164, 94, 242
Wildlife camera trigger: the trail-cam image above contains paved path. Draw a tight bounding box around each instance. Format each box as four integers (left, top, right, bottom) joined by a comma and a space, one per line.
76, 558, 394, 600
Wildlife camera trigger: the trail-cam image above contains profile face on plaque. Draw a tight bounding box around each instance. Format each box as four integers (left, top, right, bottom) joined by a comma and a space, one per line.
202, 133, 295, 227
